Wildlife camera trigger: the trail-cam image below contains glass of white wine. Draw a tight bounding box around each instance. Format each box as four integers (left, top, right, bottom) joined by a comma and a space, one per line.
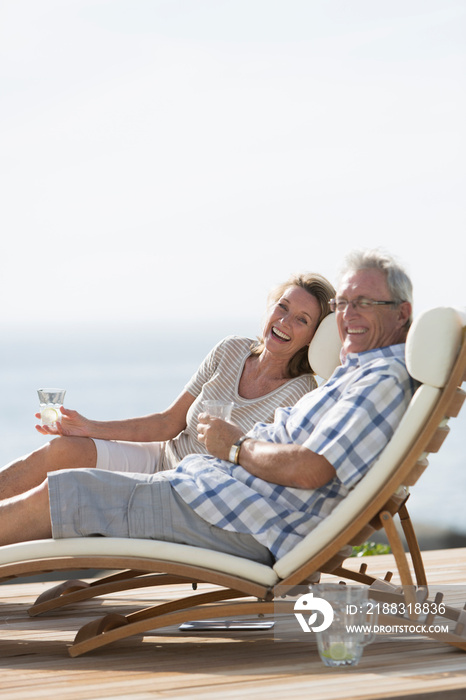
37, 388, 66, 429
202, 400, 234, 421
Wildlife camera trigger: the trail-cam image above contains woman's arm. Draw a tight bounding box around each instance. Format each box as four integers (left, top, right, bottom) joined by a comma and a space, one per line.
36, 390, 196, 443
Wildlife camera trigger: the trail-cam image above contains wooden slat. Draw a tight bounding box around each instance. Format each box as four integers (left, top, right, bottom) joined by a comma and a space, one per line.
425, 425, 450, 453
446, 387, 466, 417
403, 457, 429, 486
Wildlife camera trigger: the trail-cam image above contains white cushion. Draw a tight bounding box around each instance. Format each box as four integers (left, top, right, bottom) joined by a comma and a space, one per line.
308, 313, 341, 380
406, 307, 466, 387
0, 537, 279, 587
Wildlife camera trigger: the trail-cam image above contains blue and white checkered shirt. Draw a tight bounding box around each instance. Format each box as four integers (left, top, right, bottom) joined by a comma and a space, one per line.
170, 344, 415, 560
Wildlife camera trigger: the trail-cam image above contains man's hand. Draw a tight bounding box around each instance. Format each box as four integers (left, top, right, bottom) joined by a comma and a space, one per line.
197, 413, 244, 461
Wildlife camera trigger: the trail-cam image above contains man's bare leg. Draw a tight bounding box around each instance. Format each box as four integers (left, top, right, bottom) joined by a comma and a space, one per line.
0, 437, 97, 499
0, 480, 52, 546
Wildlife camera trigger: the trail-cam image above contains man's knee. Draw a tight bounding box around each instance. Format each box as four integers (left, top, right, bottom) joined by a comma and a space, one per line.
47, 436, 97, 469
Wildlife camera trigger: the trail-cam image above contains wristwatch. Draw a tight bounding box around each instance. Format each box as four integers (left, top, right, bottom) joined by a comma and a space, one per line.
228, 436, 251, 465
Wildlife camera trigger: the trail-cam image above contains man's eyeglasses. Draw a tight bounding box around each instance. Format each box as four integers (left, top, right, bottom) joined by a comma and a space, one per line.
329, 298, 397, 313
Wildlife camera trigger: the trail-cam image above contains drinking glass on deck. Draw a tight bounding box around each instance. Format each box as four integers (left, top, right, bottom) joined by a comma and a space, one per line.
38, 388, 66, 429
313, 584, 377, 667
202, 400, 234, 421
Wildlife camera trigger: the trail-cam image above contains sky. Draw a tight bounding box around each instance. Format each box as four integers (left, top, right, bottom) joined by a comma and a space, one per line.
1, 0, 465, 334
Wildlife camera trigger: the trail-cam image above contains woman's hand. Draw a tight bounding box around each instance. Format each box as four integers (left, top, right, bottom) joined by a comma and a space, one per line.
35, 407, 93, 437
197, 413, 244, 461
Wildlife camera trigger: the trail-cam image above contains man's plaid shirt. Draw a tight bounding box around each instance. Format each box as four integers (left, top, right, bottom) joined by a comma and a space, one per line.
171, 344, 415, 560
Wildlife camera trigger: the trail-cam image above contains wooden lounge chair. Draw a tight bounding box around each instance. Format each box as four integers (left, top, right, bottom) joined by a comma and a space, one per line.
0, 306, 465, 657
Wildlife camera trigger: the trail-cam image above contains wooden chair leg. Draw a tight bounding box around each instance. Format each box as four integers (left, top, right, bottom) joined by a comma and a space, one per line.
29, 571, 198, 617
70, 593, 273, 657
398, 503, 427, 586
380, 509, 419, 613
380, 510, 414, 586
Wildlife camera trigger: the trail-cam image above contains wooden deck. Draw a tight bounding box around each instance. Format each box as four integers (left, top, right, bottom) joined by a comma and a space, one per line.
1, 548, 466, 699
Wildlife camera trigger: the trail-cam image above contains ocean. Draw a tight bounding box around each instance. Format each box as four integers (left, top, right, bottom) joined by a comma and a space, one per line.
1, 323, 465, 538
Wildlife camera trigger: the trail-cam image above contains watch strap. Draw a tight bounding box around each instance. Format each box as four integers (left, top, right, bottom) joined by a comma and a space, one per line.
228, 436, 250, 464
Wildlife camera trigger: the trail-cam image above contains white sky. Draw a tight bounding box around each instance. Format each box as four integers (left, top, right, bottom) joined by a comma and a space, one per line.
1, 0, 465, 332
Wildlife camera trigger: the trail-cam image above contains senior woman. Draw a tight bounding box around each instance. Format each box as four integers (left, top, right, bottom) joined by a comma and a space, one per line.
0, 272, 335, 499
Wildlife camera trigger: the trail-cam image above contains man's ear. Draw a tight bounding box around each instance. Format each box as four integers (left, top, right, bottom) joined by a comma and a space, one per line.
397, 301, 412, 329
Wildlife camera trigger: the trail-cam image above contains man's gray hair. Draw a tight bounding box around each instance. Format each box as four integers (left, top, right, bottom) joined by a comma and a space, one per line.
339, 249, 413, 323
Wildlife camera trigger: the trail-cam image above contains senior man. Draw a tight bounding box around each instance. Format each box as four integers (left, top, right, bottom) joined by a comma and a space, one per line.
0, 249, 414, 564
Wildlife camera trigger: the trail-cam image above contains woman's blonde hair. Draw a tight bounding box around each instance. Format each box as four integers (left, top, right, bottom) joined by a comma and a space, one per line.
251, 272, 336, 378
